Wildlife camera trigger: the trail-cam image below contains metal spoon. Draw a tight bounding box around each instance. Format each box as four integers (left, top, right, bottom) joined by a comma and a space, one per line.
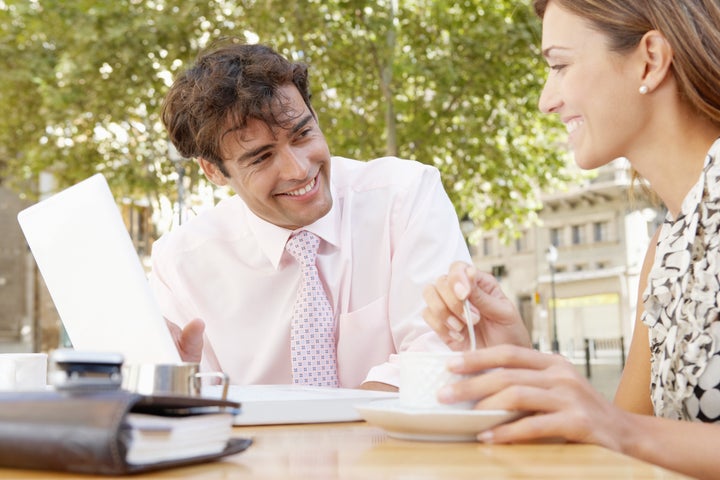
463, 299, 476, 351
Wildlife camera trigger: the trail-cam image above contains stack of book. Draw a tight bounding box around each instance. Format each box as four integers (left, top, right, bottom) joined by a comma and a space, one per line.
124, 410, 234, 465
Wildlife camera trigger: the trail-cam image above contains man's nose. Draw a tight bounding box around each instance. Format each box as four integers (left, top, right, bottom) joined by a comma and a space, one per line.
277, 146, 310, 179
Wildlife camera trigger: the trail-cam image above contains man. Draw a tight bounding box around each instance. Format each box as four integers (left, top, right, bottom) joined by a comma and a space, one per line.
152, 39, 471, 390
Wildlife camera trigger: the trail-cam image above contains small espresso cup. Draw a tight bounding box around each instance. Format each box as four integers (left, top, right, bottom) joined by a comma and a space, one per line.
399, 351, 475, 410
0, 353, 48, 391
121, 362, 229, 399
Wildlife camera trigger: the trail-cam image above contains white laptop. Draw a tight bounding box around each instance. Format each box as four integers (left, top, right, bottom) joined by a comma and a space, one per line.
17, 173, 180, 365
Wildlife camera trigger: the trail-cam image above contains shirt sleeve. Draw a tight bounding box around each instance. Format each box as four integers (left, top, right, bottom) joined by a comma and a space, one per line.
147, 237, 190, 329
363, 163, 472, 386
148, 238, 225, 373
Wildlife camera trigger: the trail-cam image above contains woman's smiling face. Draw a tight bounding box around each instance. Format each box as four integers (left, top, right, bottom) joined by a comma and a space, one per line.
537, 1, 648, 170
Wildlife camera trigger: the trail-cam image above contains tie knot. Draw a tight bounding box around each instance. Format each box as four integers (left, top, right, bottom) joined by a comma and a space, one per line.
285, 230, 320, 268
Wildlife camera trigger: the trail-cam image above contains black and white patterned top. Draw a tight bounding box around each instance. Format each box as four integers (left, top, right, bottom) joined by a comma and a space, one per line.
642, 138, 720, 421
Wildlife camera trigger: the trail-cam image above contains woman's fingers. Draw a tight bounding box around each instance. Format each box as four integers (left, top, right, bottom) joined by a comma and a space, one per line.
472, 382, 575, 413
479, 411, 575, 444
449, 344, 560, 374
435, 347, 617, 447
439, 362, 573, 411
477, 387, 614, 447
469, 271, 518, 323
421, 262, 531, 350
422, 275, 469, 348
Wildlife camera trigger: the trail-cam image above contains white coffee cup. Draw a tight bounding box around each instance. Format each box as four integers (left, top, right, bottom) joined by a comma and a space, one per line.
399, 351, 475, 410
0, 353, 48, 391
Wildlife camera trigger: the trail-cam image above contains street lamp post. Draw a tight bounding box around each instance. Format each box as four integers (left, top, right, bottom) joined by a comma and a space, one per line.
176, 163, 185, 226
546, 245, 559, 353
168, 142, 185, 226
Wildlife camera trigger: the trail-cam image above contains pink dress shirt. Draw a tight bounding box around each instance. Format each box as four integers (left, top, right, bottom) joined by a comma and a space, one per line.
149, 156, 471, 387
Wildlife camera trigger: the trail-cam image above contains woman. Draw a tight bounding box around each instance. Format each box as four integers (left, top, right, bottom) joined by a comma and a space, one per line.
422, 1, 720, 478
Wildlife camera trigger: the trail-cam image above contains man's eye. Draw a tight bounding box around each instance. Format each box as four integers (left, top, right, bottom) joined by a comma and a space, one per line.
251, 153, 272, 165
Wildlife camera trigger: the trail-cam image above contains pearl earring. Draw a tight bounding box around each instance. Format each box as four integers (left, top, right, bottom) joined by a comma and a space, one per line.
639, 84, 649, 95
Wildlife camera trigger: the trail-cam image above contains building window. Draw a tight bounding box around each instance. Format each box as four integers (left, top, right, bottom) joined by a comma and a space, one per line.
515, 230, 528, 253
593, 221, 609, 242
491, 265, 506, 278
121, 204, 153, 256
482, 237, 493, 257
549, 227, 562, 247
571, 225, 585, 245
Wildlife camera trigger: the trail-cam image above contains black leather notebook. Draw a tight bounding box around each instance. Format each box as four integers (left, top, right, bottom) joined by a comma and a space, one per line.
0, 390, 252, 475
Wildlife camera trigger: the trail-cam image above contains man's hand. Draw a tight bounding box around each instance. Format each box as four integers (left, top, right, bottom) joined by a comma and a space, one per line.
165, 318, 205, 362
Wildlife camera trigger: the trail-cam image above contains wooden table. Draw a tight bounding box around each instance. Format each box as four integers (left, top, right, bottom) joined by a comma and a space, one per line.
0, 421, 691, 479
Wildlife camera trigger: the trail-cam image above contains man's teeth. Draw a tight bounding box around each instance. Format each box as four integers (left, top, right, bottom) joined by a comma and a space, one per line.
566, 119, 583, 134
286, 178, 315, 196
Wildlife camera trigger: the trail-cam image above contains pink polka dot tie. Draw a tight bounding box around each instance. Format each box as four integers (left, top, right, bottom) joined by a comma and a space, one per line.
285, 230, 339, 387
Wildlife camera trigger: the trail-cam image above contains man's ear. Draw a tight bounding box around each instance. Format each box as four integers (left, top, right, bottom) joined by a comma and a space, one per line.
198, 157, 228, 186
638, 30, 673, 92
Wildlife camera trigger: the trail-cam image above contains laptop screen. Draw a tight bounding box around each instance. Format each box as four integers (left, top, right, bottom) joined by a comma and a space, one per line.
17, 174, 180, 365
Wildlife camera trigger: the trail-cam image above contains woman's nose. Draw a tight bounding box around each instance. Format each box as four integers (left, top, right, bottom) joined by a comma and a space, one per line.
538, 78, 561, 114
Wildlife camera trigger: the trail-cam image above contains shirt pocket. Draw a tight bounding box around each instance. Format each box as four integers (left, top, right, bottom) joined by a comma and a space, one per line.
336, 296, 394, 386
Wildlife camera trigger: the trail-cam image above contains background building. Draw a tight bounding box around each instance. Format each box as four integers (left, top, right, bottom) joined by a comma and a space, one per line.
472, 158, 664, 360
0, 185, 39, 352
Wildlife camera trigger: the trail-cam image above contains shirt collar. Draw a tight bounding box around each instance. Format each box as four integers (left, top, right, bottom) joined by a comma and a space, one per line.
243, 184, 341, 269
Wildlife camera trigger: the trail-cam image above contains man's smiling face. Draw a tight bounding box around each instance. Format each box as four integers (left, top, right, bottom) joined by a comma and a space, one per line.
200, 84, 333, 230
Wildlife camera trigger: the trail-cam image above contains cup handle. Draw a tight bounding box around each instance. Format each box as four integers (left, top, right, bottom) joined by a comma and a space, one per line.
190, 371, 230, 400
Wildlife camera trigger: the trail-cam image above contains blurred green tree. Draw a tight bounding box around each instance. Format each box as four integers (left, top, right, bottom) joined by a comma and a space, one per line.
0, 0, 572, 239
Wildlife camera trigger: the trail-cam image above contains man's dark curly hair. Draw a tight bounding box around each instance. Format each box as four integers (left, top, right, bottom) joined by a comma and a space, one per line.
162, 39, 313, 175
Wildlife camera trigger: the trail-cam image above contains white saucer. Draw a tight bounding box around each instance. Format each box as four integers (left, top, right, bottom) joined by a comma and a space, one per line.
355, 398, 524, 442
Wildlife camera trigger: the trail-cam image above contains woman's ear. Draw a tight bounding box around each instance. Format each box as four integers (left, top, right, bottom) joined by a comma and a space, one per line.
198, 157, 228, 186
638, 30, 674, 92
